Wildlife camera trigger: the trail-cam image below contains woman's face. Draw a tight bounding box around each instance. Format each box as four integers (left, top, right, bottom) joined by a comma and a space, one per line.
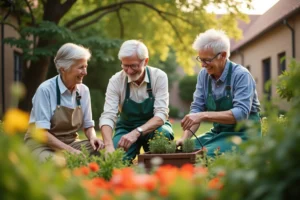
61, 58, 88, 90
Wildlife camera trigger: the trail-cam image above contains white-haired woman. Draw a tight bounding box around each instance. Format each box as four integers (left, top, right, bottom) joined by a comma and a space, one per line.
25, 43, 104, 162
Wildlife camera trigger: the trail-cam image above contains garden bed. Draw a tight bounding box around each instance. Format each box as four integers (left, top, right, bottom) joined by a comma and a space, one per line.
138, 149, 203, 170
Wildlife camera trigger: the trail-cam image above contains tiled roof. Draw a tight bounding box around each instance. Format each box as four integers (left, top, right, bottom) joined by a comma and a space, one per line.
231, 0, 300, 52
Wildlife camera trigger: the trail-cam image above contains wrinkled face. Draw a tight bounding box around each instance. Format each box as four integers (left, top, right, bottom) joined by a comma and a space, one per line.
197, 48, 226, 79
121, 53, 147, 82
61, 58, 88, 90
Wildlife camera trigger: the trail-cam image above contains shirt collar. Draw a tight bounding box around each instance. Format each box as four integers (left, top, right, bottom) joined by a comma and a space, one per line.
211, 59, 230, 83
57, 75, 78, 94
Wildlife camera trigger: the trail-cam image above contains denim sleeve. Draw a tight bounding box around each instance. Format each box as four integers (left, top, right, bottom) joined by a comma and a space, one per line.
190, 70, 206, 113
231, 71, 255, 121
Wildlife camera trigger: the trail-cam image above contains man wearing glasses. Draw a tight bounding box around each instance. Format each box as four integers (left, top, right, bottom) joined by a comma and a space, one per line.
99, 40, 174, 162
177, 29, 261, 156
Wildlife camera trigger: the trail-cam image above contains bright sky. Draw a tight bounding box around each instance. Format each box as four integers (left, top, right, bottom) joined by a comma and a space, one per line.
206, 0, 280, 15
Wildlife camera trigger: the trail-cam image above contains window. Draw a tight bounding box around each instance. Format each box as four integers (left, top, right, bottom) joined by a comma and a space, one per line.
14, 51, 22, 81
262, 58, 271, 101
278, 52, 286, 75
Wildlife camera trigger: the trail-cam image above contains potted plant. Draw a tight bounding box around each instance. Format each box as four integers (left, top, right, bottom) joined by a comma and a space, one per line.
138, 132, 202, 169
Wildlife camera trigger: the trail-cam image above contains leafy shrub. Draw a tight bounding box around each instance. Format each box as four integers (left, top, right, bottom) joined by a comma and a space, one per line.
0, 121, 89, 199
169, 105, 180, 118
178, 75, 197, 103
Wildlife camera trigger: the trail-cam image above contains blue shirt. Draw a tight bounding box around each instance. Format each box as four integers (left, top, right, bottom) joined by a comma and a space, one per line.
29, 75, 95, 130
190, 59, 260, 121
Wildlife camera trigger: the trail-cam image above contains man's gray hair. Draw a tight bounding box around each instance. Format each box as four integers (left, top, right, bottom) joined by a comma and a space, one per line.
54, 43, 91, 73
192, 29, 230, 58
118, 40, 149, 60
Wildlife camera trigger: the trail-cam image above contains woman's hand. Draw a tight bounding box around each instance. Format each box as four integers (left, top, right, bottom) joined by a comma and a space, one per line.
89, 136, 105, 151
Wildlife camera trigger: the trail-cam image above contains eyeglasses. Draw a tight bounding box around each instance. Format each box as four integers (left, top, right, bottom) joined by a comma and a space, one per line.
121, 60, 145, 70
196, 52, 221, 64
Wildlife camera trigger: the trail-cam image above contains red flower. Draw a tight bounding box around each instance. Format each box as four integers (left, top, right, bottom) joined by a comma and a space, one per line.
208, 177, 223, 190
89, 162, 100, 172
81, 166, 90, 176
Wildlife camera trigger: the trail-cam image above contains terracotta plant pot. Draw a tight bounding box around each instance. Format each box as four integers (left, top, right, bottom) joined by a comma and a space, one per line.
138, 149, 203, 170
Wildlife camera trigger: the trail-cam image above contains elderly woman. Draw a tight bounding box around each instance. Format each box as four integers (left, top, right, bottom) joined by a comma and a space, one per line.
25, 43, 104, 162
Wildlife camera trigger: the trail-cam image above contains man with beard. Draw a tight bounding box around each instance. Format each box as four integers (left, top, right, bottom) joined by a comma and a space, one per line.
99, 40, 174, 162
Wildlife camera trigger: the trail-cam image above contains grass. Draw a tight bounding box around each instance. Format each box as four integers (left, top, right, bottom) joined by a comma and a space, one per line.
79, 120, 213, 140
171, 120, 212, 139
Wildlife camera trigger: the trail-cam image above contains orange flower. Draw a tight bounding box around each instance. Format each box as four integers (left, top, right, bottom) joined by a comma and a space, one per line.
180, 164, 194, 179
155, 165, 178, 186
208, 177, 223, 190
81, 166, 90, 176
133, 174, 158, 191
89, 162, 100, 172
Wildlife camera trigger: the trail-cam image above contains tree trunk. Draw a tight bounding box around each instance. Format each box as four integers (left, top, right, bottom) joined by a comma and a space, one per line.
18, 0, 77, 111
18, 39, 50, 112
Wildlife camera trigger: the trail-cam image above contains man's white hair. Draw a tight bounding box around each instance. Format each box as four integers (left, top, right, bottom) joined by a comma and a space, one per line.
192, 29, 230, 58
54, 43, 91, 73
118, 40, 149, 60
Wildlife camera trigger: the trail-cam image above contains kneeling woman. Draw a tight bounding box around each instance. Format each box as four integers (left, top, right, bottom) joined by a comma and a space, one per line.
25, 43, 104, 162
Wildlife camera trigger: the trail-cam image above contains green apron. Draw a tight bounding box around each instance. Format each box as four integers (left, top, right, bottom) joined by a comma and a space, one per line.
114, 67, 174, 161
194, 62, 261, 156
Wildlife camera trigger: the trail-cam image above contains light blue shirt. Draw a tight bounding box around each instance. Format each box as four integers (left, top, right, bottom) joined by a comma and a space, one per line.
190, 59, 260, 121
29, 75, 95, 130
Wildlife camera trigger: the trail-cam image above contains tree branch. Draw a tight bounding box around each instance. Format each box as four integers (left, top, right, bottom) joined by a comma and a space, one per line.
65, 0, 192, 28
116, 10, 124, 39
23, 0, 35, 25
23, 0, 36, 48
0, 21, 19, 32
71, 7, 120, 31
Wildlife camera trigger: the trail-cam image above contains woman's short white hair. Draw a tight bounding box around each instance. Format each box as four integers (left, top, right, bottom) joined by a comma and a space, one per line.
192, 29, 230, 58
118, 40, 149, 60
54, 43, 91, 73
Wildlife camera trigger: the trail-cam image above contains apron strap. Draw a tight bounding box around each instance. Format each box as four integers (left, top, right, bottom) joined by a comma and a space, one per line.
225, 62, 233, 96
56, 77, 61, 106
146, 67, 153, 98
125, 66, 153, 99
56, 76, 81, 107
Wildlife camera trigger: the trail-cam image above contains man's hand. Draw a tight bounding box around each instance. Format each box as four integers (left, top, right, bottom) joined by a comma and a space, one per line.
104, 144, 115, 154
89, 136, 105, 151
181, 113, 203, 131
176, 137, 185, 147
118, 130, 140, 151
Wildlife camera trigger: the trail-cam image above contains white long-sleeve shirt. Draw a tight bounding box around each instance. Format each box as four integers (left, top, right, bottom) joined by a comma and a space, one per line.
99, 66, 169, 130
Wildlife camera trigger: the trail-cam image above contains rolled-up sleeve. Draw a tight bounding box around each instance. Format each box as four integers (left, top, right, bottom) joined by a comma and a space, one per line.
231, 72, 254, 121
99, 77, 120, 129
31, 87, 52, 130
190, 70, 206, 113
153, 73, 169, 122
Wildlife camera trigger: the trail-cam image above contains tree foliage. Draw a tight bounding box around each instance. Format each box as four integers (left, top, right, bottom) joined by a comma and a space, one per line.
1, 0, 251, 111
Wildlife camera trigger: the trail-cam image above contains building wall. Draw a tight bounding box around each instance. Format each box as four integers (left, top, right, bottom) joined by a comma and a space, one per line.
0, 9, 21, 117
230, 14, 300, 111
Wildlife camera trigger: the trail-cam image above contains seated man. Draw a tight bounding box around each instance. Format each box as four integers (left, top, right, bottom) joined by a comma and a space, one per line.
99, 40, 174, 162
177, 29, 261, 157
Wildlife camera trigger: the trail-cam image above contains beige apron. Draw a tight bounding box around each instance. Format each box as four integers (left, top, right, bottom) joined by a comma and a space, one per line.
25, 77, 96, 162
